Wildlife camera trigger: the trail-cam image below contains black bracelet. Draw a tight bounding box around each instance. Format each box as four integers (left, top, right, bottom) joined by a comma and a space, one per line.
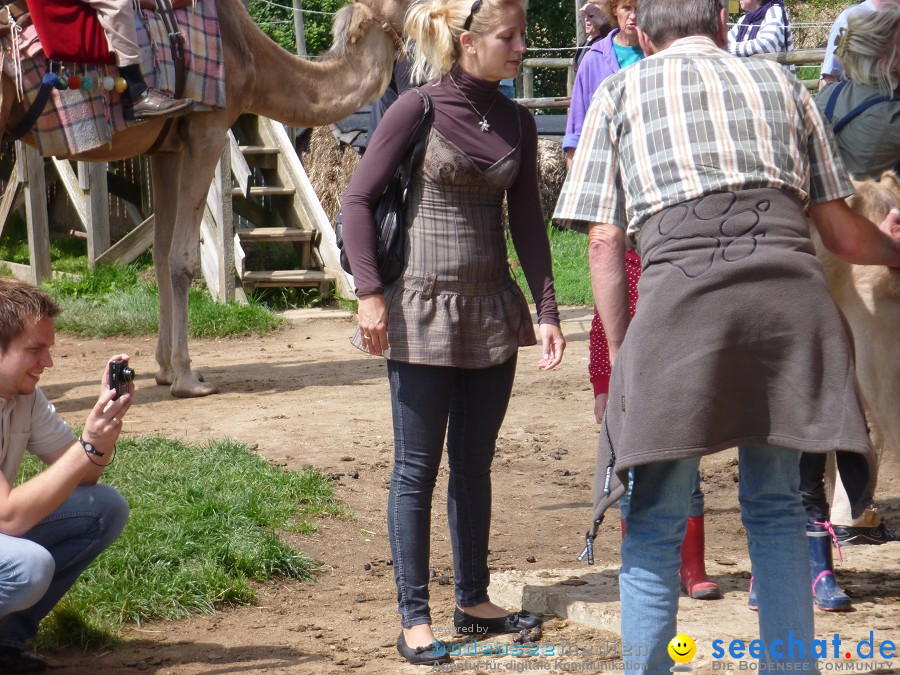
79, 436, 115, 467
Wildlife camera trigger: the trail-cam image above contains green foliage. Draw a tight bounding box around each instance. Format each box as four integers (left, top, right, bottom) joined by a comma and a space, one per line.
248, 0, 348, 56
508, 225, 592, 307
16, 436, 347, 648
0, 216, 87, 268
38, 262, 283, 339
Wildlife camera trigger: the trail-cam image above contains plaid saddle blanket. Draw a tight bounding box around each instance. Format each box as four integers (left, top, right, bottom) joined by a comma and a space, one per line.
2, 1, 225, 156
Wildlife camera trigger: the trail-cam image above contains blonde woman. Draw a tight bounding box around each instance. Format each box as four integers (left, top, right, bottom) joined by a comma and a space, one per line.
340, 0, 565, 666
817, 5, 900, 179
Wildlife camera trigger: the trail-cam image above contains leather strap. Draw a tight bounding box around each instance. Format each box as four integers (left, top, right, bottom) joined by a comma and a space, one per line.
146, 0, 187, 155
6, 69, 55, 140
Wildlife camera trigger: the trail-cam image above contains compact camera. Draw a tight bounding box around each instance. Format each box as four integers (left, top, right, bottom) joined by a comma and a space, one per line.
109, 360, 135, 400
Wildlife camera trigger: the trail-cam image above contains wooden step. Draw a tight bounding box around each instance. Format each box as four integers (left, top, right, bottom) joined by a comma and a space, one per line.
241, 270, 334, 288
239, 145, 279, 169
237, 227, 313, 243
232, 186, 295, 197
239, 145, 279, 156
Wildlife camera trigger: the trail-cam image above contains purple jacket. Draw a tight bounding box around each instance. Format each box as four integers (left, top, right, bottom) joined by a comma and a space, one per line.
563, 29, 622, 151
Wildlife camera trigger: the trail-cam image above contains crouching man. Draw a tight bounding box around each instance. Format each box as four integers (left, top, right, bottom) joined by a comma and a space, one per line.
0, 279, 132, 673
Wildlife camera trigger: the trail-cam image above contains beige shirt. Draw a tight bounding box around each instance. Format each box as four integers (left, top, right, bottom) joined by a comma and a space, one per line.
0, 389, 75, 485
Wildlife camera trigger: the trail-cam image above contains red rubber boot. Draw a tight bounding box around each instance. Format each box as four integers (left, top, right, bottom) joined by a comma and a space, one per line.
680, 516, 721, 600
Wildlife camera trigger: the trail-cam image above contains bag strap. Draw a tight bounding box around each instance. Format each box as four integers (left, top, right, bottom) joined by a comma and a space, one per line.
823, 81, 895, 134
396, 88, 434, 185
823, 80, 848, 123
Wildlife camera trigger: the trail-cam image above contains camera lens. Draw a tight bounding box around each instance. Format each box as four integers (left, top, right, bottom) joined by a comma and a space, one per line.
122, 367, 135, 381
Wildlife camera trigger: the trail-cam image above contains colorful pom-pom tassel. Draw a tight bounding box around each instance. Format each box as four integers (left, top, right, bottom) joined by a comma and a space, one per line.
102, 76, 116, 91
67, 75, 82, 90
55, 76, 69, 90
81, 76, 93, 92
114, 77, 127, 94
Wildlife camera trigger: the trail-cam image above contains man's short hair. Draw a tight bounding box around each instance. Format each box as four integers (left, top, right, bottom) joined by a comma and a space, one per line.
0, 278, 59, 352
636, 0, 724, 46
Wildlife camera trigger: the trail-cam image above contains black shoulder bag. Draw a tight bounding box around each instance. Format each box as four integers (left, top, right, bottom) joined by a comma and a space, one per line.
336, 88, 434, 285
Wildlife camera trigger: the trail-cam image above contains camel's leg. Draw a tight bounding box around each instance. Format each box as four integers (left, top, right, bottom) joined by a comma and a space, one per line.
150, 151, 182, 388
151, 122, 227, 397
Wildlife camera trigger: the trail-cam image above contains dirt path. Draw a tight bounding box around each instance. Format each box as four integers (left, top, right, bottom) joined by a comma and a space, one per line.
39, 308, 899, 674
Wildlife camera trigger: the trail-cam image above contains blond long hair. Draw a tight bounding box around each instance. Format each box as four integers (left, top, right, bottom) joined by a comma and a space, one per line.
840, 5, 900, 97
404, 0, 528, 83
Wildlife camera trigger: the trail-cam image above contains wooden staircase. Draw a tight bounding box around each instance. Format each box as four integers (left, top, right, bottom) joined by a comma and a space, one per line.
199, 115, 354, 303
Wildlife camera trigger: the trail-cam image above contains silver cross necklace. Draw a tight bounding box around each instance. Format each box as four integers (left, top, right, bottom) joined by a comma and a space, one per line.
449, 75, 498, 132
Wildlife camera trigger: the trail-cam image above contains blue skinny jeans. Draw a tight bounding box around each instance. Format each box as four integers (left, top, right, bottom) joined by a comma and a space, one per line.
386, 355, 517, 628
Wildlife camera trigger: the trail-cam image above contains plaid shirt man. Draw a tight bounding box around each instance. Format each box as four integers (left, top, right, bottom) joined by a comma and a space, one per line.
553, 35, 852, 242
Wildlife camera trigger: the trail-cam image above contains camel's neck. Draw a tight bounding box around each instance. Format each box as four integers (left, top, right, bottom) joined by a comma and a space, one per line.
229, 4, 394, 127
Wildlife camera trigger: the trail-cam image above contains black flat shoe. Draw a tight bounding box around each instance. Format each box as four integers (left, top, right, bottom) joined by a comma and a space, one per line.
396, 632, 451, 666
0, 646, 47, 673
453, 607, 542, 636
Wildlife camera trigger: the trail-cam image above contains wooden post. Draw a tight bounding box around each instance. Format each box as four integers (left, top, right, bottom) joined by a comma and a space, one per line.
214, 144, 235, 303
575, 0, 585, 47
293, 0, 307, 58
79, 161, 111, 265
523, 65, 534, 99
18, 142, 51, 284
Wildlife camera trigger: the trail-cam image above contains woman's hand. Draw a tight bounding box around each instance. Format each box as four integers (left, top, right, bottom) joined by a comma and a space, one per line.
594, 393, 609, 425
358, 294, 389, 355
538, 323, 565, 371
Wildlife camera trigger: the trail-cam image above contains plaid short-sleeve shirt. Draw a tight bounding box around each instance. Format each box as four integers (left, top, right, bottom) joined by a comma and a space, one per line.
553, 36, 853, 241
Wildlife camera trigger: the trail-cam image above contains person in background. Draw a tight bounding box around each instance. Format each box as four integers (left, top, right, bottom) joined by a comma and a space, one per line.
727, 0, 794, 57
563, 0, 640, 168
340, 0, 565, 666
817, 5, 900, 180
0, 279, 132, 674
573, 0, 612, 73
820, 0, 898, 86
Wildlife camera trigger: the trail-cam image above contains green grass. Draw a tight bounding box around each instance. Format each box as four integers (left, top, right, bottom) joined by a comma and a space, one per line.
508, 225, 592, 307
37, 261, 283, 339
16, 436, 347, 649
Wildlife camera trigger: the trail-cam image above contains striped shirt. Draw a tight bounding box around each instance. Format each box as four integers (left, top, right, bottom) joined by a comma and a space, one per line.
553, 36, 853, 242
727, 3, 795, 57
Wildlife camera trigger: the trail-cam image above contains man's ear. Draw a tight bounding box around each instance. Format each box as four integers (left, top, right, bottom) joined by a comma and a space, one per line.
715, 6, 728, 48
637, 28, 655, 55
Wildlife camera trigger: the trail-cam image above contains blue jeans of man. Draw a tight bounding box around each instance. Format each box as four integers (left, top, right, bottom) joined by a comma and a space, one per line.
387, 355, 517, 628
620, 445, 816, 672
0, 484, 129, 648
620, 468, 704, 519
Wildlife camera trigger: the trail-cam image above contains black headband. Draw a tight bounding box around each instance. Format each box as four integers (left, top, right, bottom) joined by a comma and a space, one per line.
463, 0, 482, 31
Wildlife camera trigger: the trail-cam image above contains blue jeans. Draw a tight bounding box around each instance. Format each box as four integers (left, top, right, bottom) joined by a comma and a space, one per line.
0, 484, 129, 648
620, 445, 816, 672
620, 468, 704, 520
387, 356, 517, 628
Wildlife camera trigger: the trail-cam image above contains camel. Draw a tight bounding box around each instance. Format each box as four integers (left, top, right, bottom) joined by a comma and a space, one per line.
0, 0, 408, 396
814, 172, 900, 460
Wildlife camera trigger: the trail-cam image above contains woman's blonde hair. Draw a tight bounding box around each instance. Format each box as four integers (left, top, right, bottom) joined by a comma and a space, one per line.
840, 5, 900, 97
404, 0, 529, 83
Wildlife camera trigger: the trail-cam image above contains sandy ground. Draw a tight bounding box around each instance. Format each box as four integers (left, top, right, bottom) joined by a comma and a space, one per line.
34, 307, 899, 674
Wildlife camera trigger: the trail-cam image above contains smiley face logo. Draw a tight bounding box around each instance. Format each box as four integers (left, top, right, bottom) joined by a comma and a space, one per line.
668, 633, 697, 663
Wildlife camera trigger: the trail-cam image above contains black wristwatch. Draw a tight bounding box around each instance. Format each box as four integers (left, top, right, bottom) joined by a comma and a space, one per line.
79, 436, 105, 457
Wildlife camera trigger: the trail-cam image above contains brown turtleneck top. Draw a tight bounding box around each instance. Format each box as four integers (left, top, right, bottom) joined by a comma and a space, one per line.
340, 68, 559, 326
